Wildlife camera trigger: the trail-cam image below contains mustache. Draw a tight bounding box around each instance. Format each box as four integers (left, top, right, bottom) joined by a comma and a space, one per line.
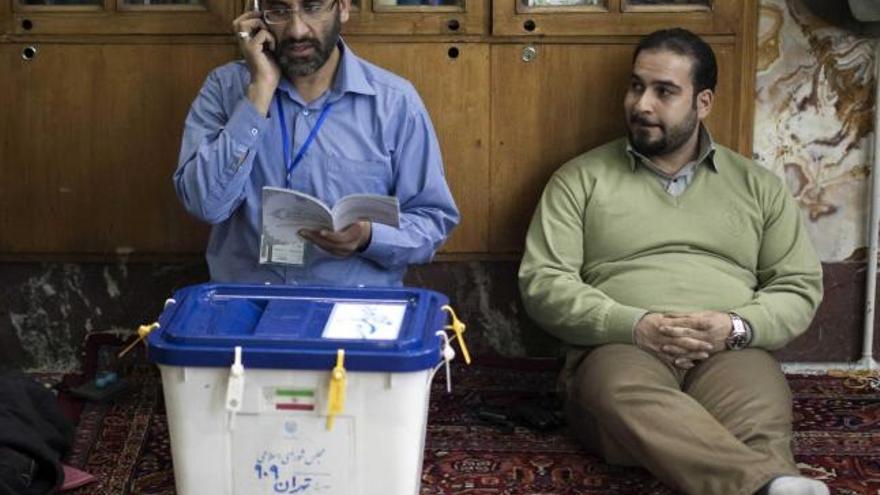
277, 38, 320, 52
630, 114, 661, 127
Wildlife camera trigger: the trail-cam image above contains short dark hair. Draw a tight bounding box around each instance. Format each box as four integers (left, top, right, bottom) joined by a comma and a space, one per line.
633, 28, 717, 94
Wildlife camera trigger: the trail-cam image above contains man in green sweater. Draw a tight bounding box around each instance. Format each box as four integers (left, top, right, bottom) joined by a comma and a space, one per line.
518, 28, 825, 495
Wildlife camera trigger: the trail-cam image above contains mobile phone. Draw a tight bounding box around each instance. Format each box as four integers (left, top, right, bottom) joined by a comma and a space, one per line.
248, 0, 276, 57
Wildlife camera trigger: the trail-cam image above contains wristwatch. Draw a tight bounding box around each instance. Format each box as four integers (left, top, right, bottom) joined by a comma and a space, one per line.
726, 314, 751, 350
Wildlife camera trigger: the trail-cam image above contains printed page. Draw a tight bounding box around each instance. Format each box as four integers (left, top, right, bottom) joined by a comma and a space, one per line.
262, 187, 334, 243
322, 303, 407, 340
330, 194, 400, 231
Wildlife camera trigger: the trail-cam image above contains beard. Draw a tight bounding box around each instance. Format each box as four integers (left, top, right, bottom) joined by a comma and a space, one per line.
627, 106, 699, 158
274, 12, 341, 79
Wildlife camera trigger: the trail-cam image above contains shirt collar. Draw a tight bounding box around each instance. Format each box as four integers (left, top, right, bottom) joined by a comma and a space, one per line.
329, 38, 376, 99
625, 124, 717, 175
276, 37, 377, 105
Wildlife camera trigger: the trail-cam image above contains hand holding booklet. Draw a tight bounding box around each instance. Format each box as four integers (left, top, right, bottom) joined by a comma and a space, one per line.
262, 186, 400, 244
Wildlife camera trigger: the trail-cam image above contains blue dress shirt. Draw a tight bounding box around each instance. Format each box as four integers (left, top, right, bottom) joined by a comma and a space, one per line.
174, 41, 460, 286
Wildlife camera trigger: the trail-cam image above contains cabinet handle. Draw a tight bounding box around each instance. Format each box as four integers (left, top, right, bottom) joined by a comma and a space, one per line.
447, 18, 460, 31
521, 45, 536, 62
21, 46, 38, 61
523, 19, 536, 32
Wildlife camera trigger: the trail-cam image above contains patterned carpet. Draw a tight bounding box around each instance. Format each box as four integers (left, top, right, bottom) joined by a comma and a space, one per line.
64, 362, 880, 495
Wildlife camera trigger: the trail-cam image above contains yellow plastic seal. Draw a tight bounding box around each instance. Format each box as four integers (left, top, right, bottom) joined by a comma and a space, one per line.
441, 305, 471, 365
326, 349, 347, 431
117, 322, 160, 359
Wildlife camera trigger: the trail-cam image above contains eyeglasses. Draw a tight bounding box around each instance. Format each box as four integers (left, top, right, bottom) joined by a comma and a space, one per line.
262, 0, 337, 24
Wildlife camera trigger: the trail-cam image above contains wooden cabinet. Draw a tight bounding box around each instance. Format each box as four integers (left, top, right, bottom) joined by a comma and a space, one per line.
0, 0, 757, 258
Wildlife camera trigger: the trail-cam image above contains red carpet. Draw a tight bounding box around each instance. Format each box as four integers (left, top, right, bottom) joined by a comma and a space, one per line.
64, 362, 880, 494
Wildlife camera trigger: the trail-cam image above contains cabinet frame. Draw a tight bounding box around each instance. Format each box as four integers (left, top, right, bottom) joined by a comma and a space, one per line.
11, 0, 234, 35
343, 0, 489, 36
493, 0, 742, 37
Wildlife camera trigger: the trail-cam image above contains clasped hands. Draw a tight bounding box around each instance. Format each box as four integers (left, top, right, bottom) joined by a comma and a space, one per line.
633, 311, 732, 370
298, 221, 372, 257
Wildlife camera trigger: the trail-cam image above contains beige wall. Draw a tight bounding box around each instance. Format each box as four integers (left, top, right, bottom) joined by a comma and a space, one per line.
755, 0, 876, 262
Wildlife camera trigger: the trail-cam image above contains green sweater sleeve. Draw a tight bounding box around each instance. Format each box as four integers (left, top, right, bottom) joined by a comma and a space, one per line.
518, 173, 646, 346
731, 181, 823, 350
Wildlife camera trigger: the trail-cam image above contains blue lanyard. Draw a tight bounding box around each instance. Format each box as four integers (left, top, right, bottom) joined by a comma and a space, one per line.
275, 94, 334, 188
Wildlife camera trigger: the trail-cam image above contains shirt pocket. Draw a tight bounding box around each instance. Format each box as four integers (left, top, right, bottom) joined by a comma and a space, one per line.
317, 155, 393, 206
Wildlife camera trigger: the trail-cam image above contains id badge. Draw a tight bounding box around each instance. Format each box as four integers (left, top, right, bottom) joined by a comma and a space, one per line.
259, 234, 305, 266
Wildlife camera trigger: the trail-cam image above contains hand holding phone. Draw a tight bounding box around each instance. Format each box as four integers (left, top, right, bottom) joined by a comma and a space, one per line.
232, 3, 281, 114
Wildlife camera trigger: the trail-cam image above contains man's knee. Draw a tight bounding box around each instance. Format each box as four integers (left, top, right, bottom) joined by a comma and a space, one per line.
572, 344, 670, 416
686, 349, 794, 443
688, 349, 792, 413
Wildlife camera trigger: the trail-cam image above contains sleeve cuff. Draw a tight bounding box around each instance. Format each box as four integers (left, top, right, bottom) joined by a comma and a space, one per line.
604, 303, 649, 344
358, 222, 398, 268
224, 98, 272, 171
630, 310, 650, 343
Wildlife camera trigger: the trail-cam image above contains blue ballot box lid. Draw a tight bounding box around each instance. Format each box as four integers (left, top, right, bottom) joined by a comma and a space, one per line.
147, 284, 450, 372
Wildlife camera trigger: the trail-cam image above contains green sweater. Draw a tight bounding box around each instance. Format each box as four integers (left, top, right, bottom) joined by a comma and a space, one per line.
518, 138, 823, 350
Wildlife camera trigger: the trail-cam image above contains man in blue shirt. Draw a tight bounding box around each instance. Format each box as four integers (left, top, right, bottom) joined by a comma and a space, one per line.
174, 0, 459, 286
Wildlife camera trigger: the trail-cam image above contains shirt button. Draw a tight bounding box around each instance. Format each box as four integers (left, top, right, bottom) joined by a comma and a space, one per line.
302, 109, 310, 116
250, 128, 258, 136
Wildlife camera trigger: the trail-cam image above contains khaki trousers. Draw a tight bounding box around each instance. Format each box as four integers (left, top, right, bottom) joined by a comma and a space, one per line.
564, 344, 800, 495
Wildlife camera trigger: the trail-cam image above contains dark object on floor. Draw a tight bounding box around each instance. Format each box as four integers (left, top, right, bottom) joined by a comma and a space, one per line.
476, 406, 516, 432
67, 373, 128, 403
0, 373, 74, 495
476, 398, 564, 432
513, 400, 564, 431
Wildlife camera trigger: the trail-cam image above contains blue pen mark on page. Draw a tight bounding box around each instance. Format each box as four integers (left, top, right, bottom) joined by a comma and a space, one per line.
254, 449, 332, 493
234, 415, 353, 494
322, 303, 407, 340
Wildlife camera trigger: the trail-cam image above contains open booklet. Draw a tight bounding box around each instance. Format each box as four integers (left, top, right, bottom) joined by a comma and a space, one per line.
262, 186, 400, 243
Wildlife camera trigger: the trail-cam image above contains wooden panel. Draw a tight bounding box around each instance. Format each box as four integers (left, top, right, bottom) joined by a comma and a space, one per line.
1, 0, 12, 34
344, 0, 488, 36
490, 41, 741, 253
708, 44, 738, 150
349, 41, 490, 253
492, 0, 747, 37
0, 43, 236, 254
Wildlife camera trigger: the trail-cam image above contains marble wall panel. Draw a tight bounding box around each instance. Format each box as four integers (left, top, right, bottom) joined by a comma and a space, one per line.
755, 0, 876, 262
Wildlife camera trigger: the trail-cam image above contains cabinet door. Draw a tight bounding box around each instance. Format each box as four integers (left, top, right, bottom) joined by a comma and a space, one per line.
0, 43, 234, 255
349, 42, 490, 253
11, 0, 233, 34
343, 0, 488, 35
492, 0, 751, 37
490, 42, 741, 253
